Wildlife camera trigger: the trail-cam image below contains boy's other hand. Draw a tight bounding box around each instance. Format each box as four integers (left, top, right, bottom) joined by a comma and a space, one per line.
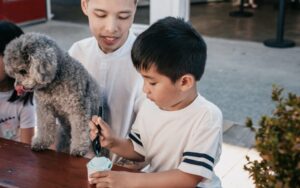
89, 171, 134, 188
89, 116, 116, 149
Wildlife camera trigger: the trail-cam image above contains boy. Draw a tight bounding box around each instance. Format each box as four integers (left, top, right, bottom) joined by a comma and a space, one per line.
89, 17, 223, 187
0, 21, 35, 144
69, 0, 144, 162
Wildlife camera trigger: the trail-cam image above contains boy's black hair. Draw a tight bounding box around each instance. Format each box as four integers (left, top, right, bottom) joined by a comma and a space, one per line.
0, 20, 33, 106
131, 17, 207, 83
0, 21, 24, 55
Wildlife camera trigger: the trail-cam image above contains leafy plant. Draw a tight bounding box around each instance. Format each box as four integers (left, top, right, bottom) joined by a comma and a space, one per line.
244, 86, 300, 188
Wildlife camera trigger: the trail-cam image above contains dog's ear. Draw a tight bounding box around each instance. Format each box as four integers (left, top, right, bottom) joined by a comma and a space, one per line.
29, 47, 58, 85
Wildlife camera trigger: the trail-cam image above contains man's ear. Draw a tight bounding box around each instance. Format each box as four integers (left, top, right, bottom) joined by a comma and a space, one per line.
81, 0, 88, 16
178, 74, 195, 91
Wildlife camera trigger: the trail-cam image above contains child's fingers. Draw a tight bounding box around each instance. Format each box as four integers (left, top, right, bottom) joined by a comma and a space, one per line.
100, 135, 106, 143
89, 118, 99, 140
97, 117, 109, 131
90, 115, 105, 132
89, 118, 98, 132
90, 171, 109, 178
90, 179, 109, 187
89, 171, 109, 186
91, 115, 100, 124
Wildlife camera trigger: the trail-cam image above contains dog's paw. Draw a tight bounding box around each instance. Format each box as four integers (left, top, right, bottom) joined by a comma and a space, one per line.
31, 138, 49, 151
70, 148, 88, 157
31, 143, 48, 152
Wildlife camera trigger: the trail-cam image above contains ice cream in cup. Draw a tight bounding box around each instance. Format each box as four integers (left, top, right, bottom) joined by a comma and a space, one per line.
87, 156, 112, 182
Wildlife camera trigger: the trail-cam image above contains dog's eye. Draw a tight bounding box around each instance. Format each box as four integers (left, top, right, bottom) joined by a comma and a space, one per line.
19, 69, 27, 76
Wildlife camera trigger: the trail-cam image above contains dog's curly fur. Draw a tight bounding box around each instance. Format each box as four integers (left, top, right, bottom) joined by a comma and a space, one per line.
4, 33, 101, 156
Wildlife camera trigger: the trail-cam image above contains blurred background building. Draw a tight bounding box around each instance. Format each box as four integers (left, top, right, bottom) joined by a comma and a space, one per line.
1, 0, 299, 45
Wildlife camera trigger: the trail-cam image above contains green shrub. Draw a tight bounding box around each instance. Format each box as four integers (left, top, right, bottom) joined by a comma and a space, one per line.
244, 86, 300, 188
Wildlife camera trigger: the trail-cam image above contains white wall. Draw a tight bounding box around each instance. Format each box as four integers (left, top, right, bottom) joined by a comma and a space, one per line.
150, 0, 190, 24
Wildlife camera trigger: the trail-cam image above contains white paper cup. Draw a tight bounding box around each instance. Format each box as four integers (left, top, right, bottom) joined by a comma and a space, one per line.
87, 156, 112, 182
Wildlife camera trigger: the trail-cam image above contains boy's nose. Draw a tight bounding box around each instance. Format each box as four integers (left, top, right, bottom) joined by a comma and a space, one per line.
143, 84, 150, 94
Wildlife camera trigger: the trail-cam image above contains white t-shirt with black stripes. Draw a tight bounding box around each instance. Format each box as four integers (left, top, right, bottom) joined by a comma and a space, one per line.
0, 90, 35, 141
130, 94, 223, 187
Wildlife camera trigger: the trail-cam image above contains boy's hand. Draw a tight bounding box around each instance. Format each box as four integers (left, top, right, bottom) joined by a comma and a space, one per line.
89, 116, 116, 150
89, 171, 134, 188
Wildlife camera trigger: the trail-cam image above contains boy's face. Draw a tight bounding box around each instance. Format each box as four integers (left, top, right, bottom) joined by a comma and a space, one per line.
140, 65, 192, 111
82, 0, 137, 53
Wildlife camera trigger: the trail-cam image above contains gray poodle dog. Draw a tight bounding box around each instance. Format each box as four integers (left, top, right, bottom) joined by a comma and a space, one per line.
4, 32, 101, 156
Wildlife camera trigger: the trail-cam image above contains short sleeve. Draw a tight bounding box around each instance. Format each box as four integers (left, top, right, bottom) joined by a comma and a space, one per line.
19, 104, 36, 129
129, 113, 146, 157
178, 110, 223, 180
68, 41, 87, 64
68, 42, 79, 59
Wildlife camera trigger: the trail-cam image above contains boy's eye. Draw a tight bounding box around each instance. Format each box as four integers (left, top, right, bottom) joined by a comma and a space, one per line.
149, 82, 157, 86
19, 69, 27, 76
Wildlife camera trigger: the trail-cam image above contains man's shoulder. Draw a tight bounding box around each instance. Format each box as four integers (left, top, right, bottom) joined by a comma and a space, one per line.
75, 37, 95, 44
69, 37, 96, 58
71, 37, 95, 48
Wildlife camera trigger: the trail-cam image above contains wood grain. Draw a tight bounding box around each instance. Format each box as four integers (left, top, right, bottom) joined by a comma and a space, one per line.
0, 138, 136, 188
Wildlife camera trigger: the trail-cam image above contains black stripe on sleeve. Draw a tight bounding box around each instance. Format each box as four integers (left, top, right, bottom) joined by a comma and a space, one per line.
183, 158, 213, 171
183, 152, 214, 163
129, 133, 143, 147
135, 133, 141, 139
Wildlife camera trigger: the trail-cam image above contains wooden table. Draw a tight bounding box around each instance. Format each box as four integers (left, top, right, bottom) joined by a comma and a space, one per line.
0, 138, 135, 188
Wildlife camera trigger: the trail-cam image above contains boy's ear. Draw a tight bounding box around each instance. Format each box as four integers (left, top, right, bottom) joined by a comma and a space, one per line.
81, 0, 88, 16
178, 74, 195, 91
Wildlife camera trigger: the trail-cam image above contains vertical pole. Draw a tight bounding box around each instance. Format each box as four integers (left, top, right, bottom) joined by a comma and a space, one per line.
276, 0, 285, 43
240, 0, 245, 13
263, 0, 295, 48
46, 0, 53, 20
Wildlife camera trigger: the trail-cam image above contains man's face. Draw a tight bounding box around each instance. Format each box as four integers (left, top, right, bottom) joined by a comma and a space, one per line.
82, 0, 137, 53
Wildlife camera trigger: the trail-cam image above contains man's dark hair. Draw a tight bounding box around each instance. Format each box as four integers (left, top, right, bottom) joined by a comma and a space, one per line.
0, 20, 33, 106
131, 17, 207, 83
